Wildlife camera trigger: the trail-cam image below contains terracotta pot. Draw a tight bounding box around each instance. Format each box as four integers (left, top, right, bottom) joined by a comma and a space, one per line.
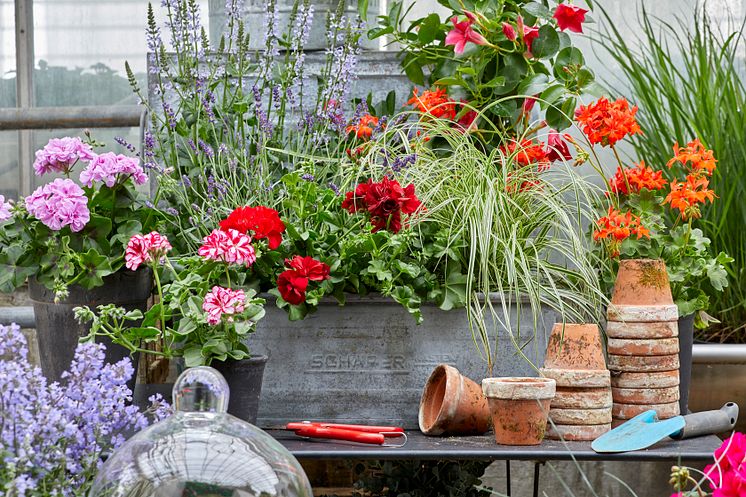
610, 370, 680, 389
546, 423, 610, 441
613, 400, 680, 420
540, 368, 610, 388
544, 323, 606, 370
482, 377, 556, 446
607, 353, 680, 372
611, 259, 674, 306
552, 387, 613, 409
418, 364, 490, 436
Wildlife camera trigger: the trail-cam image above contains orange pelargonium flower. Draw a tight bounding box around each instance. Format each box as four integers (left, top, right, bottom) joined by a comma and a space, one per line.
574, 97, 642, 147
666, 139, 717, 176
663, 174, 716, 220
407, 87, 457, 120
593, 207, 649, 257
609, 161, 667, 195
346, 114, 381, 140
501, 139, 550, 170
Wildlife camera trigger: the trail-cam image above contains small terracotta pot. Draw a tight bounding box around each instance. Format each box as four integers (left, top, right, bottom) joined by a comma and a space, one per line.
611, 259, 674, 306
544, 323, 606, 370
418, 364, 490, 436
482, 377, 556, 446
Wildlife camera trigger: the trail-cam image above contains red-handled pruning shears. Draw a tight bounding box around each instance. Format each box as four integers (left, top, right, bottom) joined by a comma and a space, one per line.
285, 421, 407, 447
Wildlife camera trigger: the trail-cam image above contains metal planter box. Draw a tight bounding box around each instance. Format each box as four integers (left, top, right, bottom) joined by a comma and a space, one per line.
251, 295, 553, 429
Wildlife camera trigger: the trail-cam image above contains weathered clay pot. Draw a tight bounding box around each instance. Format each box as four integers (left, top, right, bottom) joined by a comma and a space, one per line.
610, 370, 680, 389
546, 423, 610, 441
611, 386, 680, 405
552, 387, 613, 409
607, 353, 680, 372
544, 323, 606, 370
482, 377, 556, 446
607, 337, 679, 356
611, 259, 674, 306
549, 407, 612, 425
418, 364, 490, 436
613, 400, 680, 420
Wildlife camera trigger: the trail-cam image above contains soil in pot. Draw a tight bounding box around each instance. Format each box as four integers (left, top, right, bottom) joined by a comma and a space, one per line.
212, 355, 268, 423
482, 377, 556, 445
418, 364, 490, 436
29, 267, 152, 389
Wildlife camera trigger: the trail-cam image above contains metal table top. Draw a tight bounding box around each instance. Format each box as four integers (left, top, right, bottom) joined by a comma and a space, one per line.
269, 430, 721, 462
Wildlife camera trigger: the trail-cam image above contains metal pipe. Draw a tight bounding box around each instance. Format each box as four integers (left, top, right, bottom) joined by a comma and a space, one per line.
0, 306, 35, 328
0, 106, 143, 131
693, 344, 746, 364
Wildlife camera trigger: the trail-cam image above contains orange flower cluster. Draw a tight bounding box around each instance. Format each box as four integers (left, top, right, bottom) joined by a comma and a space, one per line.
575, 97, 642, 147
346, 114, 381, 140
501, 139, 550, 170
667, 139, 717, 176
593, 207, 650, 257
664, 174, 716, 220
608, 161, 667, 195
407, 87, 457, 120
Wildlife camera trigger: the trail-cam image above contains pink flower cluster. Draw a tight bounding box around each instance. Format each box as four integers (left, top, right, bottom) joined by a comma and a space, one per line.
79, 152, 148, 188
198, 229, 256, 266
0, 195, 11, 221
202, 286, 246, 325
125, 232, 172, 270
25, 178, 90, 232
33, 137, 95, 176
702, 432, 746, 497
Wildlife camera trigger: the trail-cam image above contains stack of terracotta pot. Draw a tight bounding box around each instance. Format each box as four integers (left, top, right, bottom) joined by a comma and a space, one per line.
607, 259, 680, 427
539, 323, 612, 441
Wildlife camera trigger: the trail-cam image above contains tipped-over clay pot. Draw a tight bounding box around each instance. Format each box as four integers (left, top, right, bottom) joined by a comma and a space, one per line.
482, 377, 556, 446
544, 323, 606, 370
418, 364, 490, 436
611, 259, 674, 306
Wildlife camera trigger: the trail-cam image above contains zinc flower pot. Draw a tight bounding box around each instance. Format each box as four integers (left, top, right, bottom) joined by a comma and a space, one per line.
418, 364, 490, 436
249, 294, 554, 429
212, 355, 269, 423
482, 377, 556, 446
678, 314, 695, 413
29, 267, 152, 386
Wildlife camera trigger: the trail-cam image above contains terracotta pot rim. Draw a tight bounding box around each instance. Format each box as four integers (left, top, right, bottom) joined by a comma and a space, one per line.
607, 304, 679, 322
418, 364, 461, 434
482, 377, 556, 400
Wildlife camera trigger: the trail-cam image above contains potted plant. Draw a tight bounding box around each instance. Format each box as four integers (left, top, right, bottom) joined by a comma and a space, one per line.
0, 135, 159, 383
578, 96, 732, 413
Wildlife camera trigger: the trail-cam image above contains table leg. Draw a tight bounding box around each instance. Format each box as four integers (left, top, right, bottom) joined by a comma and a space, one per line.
532, 461, 544, 497
505, 460, 511, 497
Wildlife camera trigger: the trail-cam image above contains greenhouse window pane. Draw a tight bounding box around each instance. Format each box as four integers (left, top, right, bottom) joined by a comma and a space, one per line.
0, 131, 19, 199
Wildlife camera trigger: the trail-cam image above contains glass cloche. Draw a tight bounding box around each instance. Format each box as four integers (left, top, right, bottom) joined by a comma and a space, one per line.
90, 367, 313, 497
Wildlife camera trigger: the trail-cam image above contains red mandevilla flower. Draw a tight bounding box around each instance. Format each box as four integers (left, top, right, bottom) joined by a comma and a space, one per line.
287, 255, 330, 281
553, 3, 588, 33
545, 129, 572, 163
445, 16, 487, 54
220, 205, 286, 250
277, 269, 310, 305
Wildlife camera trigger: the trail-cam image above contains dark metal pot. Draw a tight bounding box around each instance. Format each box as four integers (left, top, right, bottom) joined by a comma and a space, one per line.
28, 268, 153, 389
678, 314, 695, 414
212, 355, 268, 423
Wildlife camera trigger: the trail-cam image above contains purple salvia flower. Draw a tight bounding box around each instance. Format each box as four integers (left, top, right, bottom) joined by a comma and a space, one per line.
328, 182, 341, 196
181, 175, 193, 188
165, 207, 179, 216
162, 102, 177, 130
301, 173, 315, 181
114, 136, 137, 154
198, 139, 214, 159
225, 0, 244, 20
187, 138, 198, 153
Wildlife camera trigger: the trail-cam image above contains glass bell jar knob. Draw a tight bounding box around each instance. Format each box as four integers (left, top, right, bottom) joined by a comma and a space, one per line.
89, 367, 313, 497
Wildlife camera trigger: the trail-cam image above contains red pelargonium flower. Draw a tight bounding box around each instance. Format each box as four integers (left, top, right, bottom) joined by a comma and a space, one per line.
501, 139, 551, 170
287, 255, 330, 281
202, 286, 246, 325
198, 228, 256, 266
407, 88, 457, 120
593, 207, 650, 258
346, 113, 381, 140
277, 269, 309, 305
445, 16, 487, 54
545, 129, 572, 162
342, 177, 422, 233
609, 161, 667, 195
220, 205, 286, 250
553, 3, 588, 33
664, 174, 716, 220
667, 138, 717, 176
575, 97, 642, 147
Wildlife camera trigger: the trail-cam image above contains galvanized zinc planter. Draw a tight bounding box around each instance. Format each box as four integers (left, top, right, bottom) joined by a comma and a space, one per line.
250, 294, 554, 429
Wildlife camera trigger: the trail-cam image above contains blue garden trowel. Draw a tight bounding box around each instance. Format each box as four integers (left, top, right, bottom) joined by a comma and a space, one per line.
592, 403, 739, 453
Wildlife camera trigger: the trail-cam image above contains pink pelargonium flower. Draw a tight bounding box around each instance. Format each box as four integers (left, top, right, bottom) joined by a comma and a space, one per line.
445, 16, 487, 54
545, 129, 573, 163
33, 137, 95, 176
198, 228, 256, 266
202, 286, 246, 325
0, 195, 12, 221
125, 231, 172, 270
79, 152, 148, 188
553, 3, 588, 33
704, 432, 746, 496
25, 178, 90, 232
